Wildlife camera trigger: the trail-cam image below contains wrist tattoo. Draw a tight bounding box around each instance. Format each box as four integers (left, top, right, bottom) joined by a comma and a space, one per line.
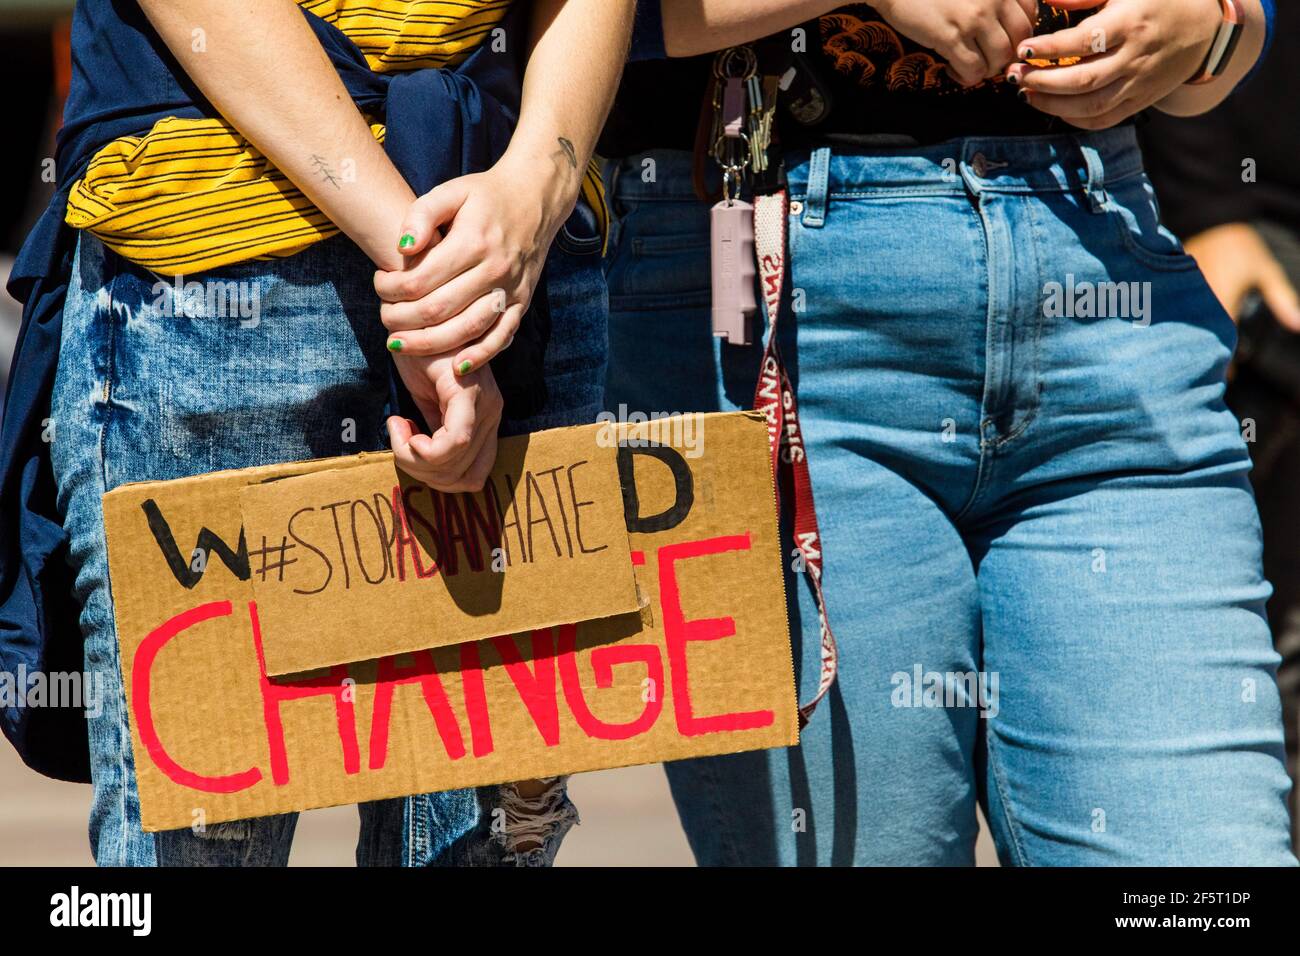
310, 154, 342, 189
556, 137, 578, 170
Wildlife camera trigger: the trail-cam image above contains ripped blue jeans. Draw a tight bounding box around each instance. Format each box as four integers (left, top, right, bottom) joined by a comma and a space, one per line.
51, 231, 604, 866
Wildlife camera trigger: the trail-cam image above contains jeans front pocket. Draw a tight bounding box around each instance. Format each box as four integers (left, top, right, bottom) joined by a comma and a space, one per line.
1105, 172, 1200, 273
605, 200, 712, 310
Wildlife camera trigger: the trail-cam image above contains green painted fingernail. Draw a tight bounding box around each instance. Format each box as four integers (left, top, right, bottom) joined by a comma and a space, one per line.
399, 233, 416, 250
387, 339, 403, 353
457, 360, 473, 375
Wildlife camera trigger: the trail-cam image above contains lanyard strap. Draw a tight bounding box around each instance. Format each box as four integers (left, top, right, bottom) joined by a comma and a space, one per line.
752, 189, 839, 729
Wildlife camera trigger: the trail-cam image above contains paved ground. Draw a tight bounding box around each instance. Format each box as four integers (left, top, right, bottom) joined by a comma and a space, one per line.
1, 741, 996, 866
0, 745, 694, 866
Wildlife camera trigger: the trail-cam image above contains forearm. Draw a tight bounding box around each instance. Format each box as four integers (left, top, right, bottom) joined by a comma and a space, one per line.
1155, 0, 1267, 116
500, 0, 634, 211
660, 0, 841, 57
137, 0, 413, 270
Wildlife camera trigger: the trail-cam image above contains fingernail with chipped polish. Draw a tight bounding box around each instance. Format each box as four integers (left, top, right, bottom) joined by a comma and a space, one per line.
387, 339, 403, 353
399, 234, 416, 251
457, 360, 473, 375
1020, 46, 1034, 59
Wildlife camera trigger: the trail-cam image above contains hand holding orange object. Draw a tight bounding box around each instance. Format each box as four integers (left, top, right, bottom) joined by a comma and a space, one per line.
1005, 0, 1224, 128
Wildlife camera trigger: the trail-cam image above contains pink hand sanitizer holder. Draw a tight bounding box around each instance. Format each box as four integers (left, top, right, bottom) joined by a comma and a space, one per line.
711, 199, 757, 346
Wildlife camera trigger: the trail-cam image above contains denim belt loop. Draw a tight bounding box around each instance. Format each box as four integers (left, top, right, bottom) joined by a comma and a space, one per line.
1078, 139, 1109, 214
802, 147, 832, 229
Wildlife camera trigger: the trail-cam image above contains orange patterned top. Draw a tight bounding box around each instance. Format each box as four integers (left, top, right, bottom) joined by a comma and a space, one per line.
792, 2, 1083, 143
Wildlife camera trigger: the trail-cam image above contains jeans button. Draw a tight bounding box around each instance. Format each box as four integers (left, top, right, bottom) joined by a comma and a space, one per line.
971, 152, 989, 178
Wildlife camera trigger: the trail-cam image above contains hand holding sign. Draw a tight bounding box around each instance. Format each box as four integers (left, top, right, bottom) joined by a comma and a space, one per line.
388, 351, 503, 493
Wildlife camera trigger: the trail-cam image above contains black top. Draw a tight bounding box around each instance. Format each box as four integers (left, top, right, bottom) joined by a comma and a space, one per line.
1139, 6, 1299, 239
599, 2, 1084, 157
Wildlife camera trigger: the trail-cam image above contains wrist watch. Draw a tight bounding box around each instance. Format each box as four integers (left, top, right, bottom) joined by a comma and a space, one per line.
1188, 0, 1246, 85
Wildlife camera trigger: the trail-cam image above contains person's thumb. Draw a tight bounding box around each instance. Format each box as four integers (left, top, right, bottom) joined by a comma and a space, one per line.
397, 179, 471, 256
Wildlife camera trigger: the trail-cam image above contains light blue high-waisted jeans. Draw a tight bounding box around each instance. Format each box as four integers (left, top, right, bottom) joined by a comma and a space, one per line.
52, 231, 606, 866
604, 127, 1297, 866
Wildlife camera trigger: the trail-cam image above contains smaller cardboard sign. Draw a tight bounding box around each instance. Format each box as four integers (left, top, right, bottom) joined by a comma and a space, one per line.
238, 433, 640, 675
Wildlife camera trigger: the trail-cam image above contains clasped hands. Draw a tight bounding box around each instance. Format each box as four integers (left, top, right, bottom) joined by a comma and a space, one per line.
375, 158, 572, 492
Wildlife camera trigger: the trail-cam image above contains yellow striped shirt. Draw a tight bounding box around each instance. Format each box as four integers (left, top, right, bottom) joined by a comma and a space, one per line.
66, 0, 605, 274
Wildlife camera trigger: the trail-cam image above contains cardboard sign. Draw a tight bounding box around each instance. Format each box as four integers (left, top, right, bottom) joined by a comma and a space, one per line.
103, 412, 799, 832
237, 431, 641, 675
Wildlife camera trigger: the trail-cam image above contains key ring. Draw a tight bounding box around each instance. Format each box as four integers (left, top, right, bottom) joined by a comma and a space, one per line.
712, 130, 751, 183
714, 45, 757, 82
713, 131, 751, 203
720, 163, 746, 205
710, 45, 757, 204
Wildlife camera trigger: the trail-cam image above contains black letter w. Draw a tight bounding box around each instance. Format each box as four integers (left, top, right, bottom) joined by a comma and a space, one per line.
141, 499, 250, 588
